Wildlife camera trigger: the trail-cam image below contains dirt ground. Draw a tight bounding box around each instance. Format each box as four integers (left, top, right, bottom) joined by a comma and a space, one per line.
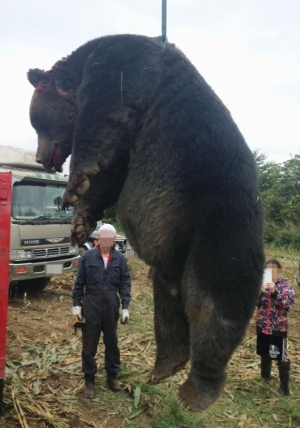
1, 256, 300, 427
2, 260, 156, 428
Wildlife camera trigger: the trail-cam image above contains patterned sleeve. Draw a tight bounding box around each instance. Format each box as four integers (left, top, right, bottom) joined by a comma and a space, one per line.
274, 279, 295, 309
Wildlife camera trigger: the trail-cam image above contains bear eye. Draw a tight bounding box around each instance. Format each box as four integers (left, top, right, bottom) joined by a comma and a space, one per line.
55, 80, 74, 96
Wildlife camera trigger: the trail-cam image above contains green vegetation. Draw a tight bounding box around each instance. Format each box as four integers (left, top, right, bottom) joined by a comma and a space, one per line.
150, 397, 203, 428
254, 150, 300, 249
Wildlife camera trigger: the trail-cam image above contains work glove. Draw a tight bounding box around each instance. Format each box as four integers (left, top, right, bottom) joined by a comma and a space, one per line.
72, 306, 82, 319
121, 309, 129, 325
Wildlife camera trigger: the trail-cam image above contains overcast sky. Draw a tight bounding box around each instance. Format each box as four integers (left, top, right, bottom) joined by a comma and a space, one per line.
1, 0, 299, 173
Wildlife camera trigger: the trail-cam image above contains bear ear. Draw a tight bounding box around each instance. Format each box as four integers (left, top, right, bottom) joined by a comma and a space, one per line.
27, 68, 48, 88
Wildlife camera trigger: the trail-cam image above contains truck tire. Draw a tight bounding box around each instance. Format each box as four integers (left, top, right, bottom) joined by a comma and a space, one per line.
19, 277, 51, 291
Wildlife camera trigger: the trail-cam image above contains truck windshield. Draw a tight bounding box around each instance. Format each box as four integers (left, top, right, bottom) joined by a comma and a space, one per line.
12, 180, 74, 221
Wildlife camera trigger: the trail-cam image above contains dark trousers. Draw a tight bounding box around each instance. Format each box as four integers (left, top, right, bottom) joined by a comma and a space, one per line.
81, 290, 120, 378
256, 332, 287, 361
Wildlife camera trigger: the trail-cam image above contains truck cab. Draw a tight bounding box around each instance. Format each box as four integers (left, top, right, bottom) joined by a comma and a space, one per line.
0, 145, 80, 291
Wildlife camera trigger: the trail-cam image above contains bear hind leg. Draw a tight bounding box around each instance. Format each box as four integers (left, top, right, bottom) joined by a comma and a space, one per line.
178, 249, 260, 411
148, 267, 190, 384
178, 293, 228, 411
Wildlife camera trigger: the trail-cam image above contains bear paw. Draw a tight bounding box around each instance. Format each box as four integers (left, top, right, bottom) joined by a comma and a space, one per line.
70, 214, 95, 246
147, 356, 189, 384
178, 375, 225, 412
63, 173, 91, 208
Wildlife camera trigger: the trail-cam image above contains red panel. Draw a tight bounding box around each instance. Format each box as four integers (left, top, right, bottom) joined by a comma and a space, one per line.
0, 173, 12, 379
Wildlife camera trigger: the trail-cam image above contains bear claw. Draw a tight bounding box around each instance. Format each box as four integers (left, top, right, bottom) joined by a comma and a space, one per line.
147, 374, 161, 385
63, 173, 90, 207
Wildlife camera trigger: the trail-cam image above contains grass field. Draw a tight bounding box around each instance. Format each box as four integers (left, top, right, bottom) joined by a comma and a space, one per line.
1, 248, 300, 427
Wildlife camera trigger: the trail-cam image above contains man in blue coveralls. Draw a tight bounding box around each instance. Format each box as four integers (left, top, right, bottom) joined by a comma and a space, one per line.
72, 224, 131, 398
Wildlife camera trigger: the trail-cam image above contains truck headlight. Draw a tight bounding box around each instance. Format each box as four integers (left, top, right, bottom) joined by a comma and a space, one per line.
10, 250, 32, 260
69, 244, 79, 255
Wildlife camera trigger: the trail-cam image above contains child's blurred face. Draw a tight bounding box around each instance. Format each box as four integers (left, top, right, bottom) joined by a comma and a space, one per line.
266, 263, 282, 283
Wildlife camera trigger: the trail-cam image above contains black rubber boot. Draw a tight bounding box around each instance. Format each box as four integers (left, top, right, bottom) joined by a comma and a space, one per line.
261, 355, 272, 382
83, 374, 95, 399
106, 375, 123, 393
278, 360, 290, 396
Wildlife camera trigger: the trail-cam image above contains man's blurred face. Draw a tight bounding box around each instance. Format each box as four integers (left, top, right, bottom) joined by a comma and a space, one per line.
98, 230, 115, 250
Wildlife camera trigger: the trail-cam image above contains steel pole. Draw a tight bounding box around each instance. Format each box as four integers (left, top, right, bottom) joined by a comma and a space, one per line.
162, 0, 167, 44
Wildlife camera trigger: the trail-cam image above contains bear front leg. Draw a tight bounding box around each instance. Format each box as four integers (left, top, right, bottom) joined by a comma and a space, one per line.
67, 158, 130, 245
147, 267, 190, 384
65, 172, 103, 245
63, 102, 132, 208
63, 171, 94, 207
70, 204, 99, 246
63, 142, 102, 208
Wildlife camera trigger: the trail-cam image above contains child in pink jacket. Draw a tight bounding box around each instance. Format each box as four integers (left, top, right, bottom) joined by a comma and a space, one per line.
256, 259, 295, 396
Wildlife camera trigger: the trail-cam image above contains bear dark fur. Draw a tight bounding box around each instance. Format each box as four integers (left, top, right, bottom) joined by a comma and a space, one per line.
28, 34, 265, 411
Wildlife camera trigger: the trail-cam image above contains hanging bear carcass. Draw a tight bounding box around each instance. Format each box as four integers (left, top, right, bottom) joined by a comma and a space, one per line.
28, 34, 264, 411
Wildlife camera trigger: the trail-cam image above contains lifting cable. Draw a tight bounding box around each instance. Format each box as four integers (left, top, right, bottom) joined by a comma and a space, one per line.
161, 0, 167, 46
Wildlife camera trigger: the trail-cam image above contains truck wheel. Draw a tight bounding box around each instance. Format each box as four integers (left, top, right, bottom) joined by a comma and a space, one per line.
19, 277, 51, 291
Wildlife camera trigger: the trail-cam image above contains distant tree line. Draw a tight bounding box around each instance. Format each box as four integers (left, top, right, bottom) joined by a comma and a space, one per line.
254, 150, 300, 249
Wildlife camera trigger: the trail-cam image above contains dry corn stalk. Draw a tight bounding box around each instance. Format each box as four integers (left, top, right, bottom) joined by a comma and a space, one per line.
12, 388, 29, 428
